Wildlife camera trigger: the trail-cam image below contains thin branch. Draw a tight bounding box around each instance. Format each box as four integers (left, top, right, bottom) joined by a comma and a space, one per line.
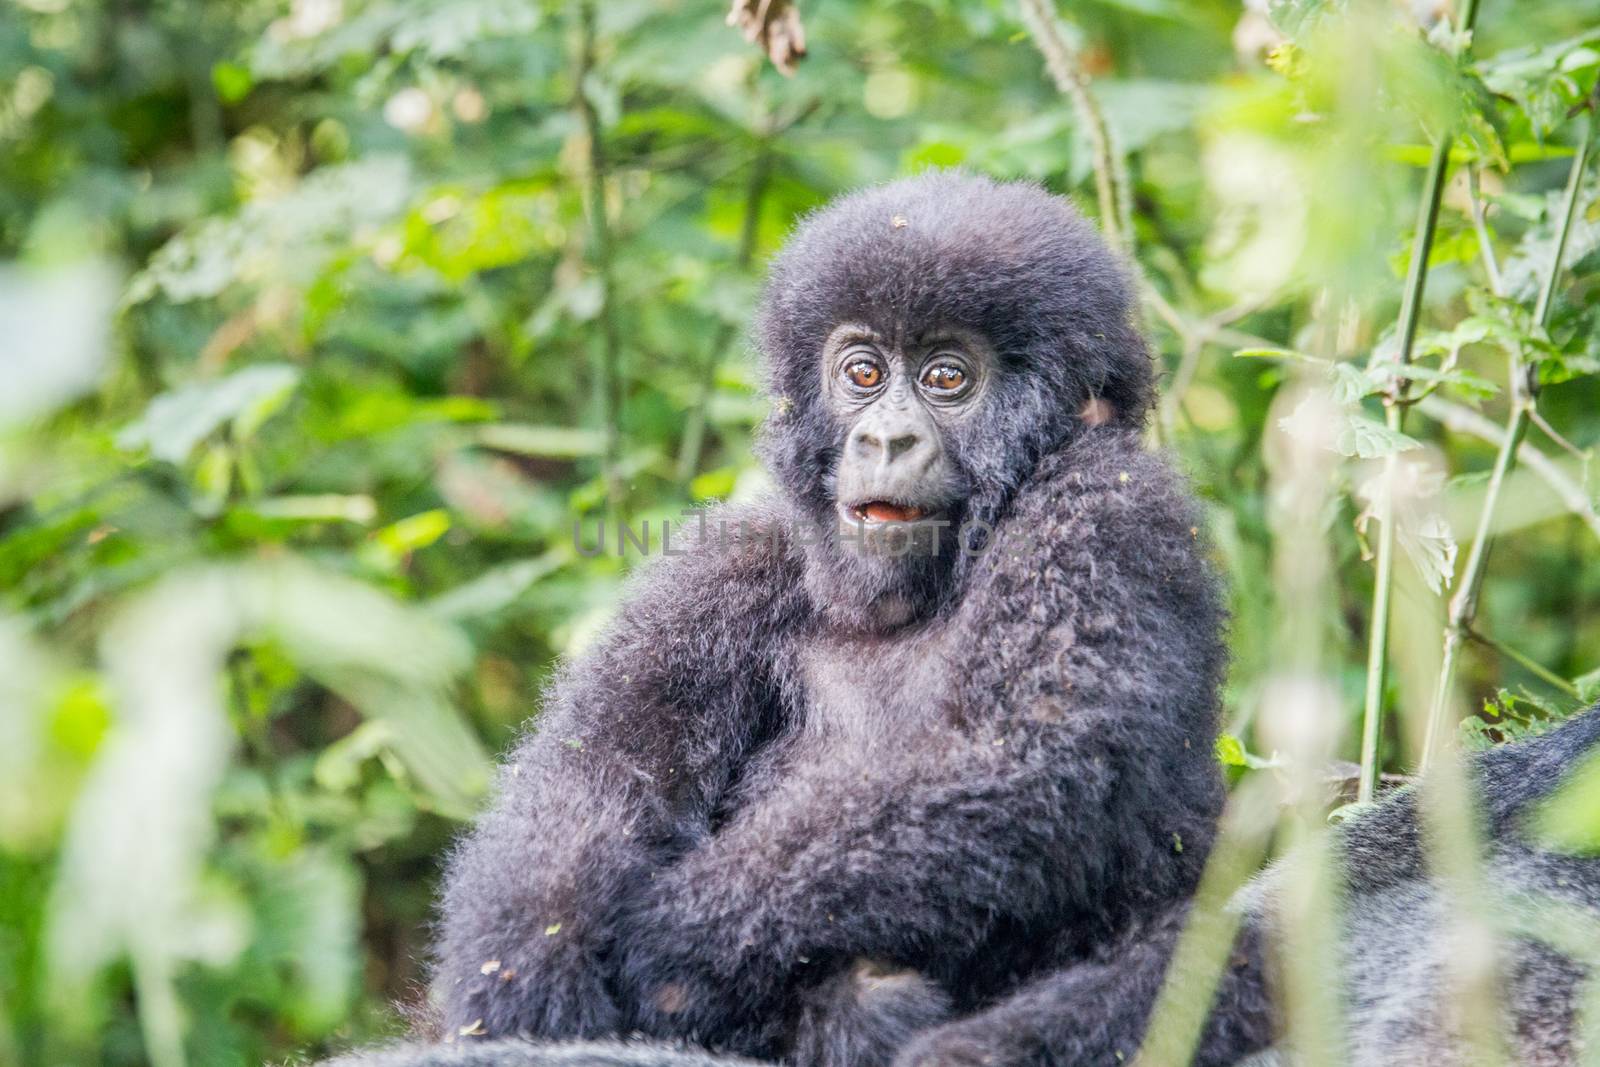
1421, 101, 1595, 767
1017, 0, 1129, 254
1417, 395, 1600, 543
1467, 166, 1505, 296
1466, 627, 1582, 699
1357, 0, 1487, 802
1358, 26, 1479, 800
1529, 406, 1591, 463
1159, 294, 1273, 437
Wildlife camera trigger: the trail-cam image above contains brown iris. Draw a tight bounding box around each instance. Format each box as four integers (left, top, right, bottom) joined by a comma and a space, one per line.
922, 364, 965, 392
846, 360, 883, 388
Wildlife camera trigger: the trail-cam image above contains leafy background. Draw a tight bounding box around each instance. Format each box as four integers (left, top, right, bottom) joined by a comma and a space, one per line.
4, 0, 1600, 1064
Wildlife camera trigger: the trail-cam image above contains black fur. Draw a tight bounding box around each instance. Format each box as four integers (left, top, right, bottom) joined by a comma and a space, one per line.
1235, 707, 1600, 1065
329, 709, 1600, 1067
323, 175, 1600, 1067
935, 707, 1600, 1067
427, 172, 1227, 1065
316, 1040, 764, 1067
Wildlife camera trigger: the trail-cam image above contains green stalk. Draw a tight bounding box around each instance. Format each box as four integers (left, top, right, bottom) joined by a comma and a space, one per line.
1017, 0, 1129, 253
133, 946, 186, 1067
1136, 776, 1278, 1064
1469, 628, 1583, 699
1356, 0, 1483, 803
573, 0, 624, 515
1421, 107, 1595, 766
676, 143, 773, 487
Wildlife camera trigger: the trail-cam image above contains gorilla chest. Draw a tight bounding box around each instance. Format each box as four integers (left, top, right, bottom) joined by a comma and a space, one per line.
795, 621, 961, 744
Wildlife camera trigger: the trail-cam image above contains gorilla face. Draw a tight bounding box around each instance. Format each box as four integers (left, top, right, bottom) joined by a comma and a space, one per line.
755, 171, 1154, 630
822, 322, 990, 559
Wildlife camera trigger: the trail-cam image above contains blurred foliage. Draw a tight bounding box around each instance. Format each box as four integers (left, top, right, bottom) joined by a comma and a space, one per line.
4, 0, 1600, 1064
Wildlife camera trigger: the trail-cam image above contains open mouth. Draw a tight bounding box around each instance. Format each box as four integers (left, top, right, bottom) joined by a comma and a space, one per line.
847, 500, 931, 524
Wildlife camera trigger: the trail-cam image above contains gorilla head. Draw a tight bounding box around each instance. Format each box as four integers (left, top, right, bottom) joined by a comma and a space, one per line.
755, 171, 1152, 629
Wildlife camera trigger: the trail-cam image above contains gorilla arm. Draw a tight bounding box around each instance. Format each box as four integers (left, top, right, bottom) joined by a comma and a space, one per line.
902, 703, 1600, 1067
620, 432, 1228, 1051
895, 902, 1274, 1067
434, 512, 807, 1041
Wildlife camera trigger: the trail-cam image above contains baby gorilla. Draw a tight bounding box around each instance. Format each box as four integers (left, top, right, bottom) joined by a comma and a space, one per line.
429, 172, 1227, 1065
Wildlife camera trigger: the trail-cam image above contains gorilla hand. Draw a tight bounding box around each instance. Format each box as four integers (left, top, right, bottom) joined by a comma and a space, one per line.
788, 961, 953, 1067
892, 1015, 1029, 1067
444, 922, 625, 1043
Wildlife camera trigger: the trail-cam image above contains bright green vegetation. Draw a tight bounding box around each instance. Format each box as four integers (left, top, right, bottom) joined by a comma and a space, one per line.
4, 1, 1600, 1064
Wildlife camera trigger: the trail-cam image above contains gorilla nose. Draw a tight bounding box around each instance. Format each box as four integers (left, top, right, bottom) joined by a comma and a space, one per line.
853, 430, 923, 462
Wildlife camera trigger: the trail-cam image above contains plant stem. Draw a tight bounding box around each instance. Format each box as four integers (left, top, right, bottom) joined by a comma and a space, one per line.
1417, 394, 1600, 543
574, 0, 624, 515
1354, 133, 1448, 802
1017, 0, 1129, 254
676, 141, 773, 487
1467, 166, 1504, 296
1467, 627, 1582, 699
1421, 105, 1595, 766
1355, 0, 1484, 803
1358, 510, 1399, 803
133, 946, 186, 1067
1136, 775, 1278, 1064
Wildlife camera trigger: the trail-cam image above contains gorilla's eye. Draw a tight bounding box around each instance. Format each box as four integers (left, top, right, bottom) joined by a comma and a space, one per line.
920, 363, 967, 395
845, 360, 884, 390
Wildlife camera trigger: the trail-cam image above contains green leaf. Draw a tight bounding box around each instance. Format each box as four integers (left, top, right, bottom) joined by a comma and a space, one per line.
1215, 733, 1278, 770
118, 364, 301, 464
254, 848, 361, 1032
477, 423, 607, 458
244, 495, 379, 524
375, 509, 452, 556
1234, 347, 1328, 364
427, 550, 569, 621
1533, 749, 1600, 854
1332, 415, 1422, 459
1327, 800, 1380, 825
1575, 667, 1600, 705
211, 61, 253, 104
689, 466, 738, 502
1278, 394, 1423, 459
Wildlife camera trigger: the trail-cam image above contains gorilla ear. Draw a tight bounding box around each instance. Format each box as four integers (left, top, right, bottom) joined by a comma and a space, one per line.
1079, 397, 1115, 427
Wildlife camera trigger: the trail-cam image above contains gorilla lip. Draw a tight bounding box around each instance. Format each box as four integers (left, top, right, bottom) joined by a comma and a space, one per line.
849, 501, 929, 524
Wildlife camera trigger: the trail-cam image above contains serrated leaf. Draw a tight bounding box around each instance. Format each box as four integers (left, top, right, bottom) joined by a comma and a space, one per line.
1282, 397, 1422, 459
1355, 457, 1454, 592
1332, 415, 1422, 459
1395, 512, 1458, 595
1329, 362, 1376, 404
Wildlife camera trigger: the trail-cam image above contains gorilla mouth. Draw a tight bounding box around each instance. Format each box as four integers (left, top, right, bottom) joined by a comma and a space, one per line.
849, 500, 930, 524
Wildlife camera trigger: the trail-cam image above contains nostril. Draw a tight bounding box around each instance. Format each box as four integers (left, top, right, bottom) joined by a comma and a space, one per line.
886, 433, 920, 461
853, 431, 883, 455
